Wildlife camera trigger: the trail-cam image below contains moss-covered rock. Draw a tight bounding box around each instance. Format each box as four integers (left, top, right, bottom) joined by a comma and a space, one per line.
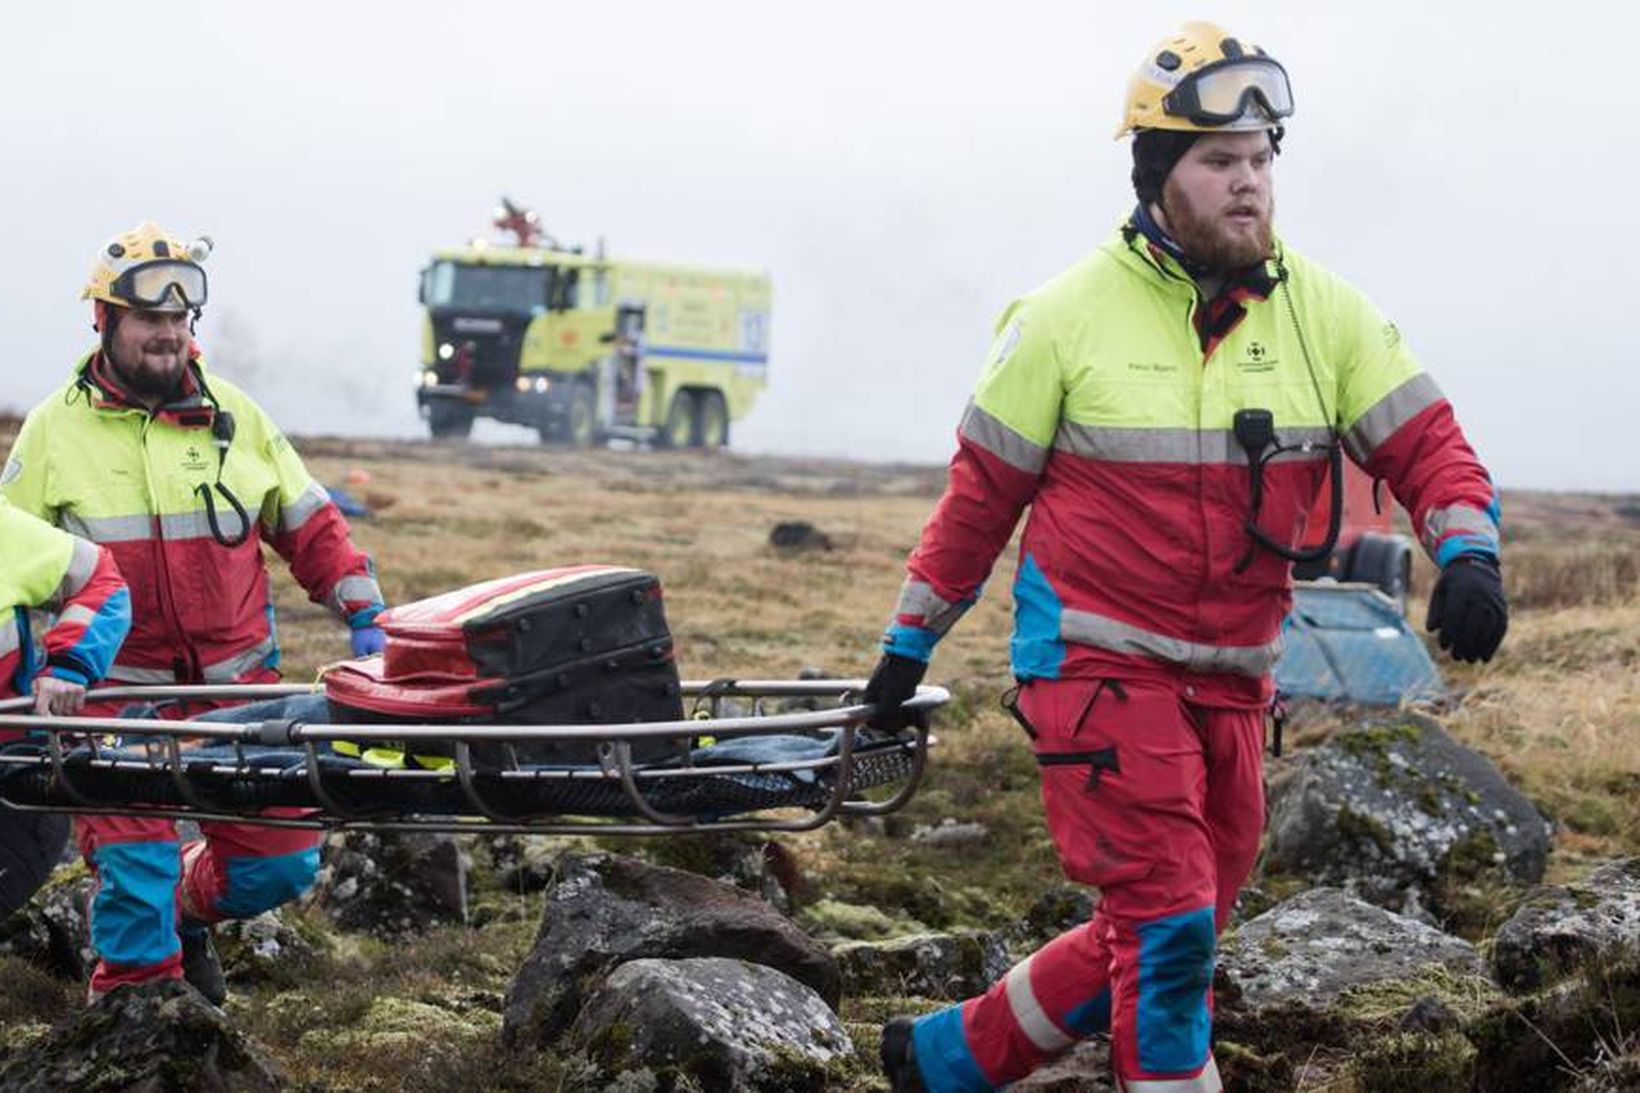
799, 898, 920, 942
1350, 1030, 1477, 1091
1264, 713, 1551, 929
298, 994, 501, 1054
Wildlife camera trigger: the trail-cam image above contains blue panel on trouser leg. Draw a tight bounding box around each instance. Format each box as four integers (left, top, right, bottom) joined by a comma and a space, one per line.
913, 1005, 993, 1092
1009, 554, 1066, 681
1064, 985, 1112, 1037
214, 847, 321, 919
1136, 906, 1215, 1074
92, 840, 182, 968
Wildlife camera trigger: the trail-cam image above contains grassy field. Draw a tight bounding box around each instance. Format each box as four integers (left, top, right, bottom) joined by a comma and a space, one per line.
3, 423, 1638, 1090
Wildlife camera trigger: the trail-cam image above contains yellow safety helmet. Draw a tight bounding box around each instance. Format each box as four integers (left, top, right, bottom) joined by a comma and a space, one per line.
1116, 21, 1293, 139
82, 221, 212, 312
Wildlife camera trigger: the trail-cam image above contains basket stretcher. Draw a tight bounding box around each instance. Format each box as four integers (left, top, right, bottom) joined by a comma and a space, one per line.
0, 680, 944, 836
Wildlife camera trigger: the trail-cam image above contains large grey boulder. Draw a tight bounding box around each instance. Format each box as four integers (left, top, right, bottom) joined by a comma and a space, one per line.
1264, 714, 1551, 921
1492, 858, 1640, 991
502, 852, 840, 1051
1218, 887, 1483, 1013
0, 980, 282, 1092
311, 830, 469, 938
571, 957, 851, 1092
834, 930, 1011, 1000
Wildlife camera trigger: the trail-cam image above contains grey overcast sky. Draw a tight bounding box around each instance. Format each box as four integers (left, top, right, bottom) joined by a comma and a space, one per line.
1, 0, 1633, 490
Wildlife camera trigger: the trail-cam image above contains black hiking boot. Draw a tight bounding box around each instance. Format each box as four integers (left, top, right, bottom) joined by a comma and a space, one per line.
180, 926, 227, 1006
881, 1016, 927, 1092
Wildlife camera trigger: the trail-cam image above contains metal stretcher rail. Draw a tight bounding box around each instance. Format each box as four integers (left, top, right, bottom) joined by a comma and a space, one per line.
0, 680, 946, 835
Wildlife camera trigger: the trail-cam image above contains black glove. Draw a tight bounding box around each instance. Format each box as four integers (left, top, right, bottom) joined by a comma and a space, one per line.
861, 653, 928, 731
1425, 555, 1508, 663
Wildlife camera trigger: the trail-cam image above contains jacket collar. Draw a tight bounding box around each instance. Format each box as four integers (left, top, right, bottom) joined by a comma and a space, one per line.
75, 350, 217, 429
1115, 206, 1283, 298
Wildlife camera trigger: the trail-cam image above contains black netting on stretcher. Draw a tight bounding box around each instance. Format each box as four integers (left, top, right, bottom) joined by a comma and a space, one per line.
0, 681, 944, 835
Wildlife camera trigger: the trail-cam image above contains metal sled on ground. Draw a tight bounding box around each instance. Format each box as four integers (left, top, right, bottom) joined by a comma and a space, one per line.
0, 680, 945, 836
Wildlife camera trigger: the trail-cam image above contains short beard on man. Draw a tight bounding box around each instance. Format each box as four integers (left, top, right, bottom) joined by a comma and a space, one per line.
1161, 179, 1274, 272
107, 329, 188, 400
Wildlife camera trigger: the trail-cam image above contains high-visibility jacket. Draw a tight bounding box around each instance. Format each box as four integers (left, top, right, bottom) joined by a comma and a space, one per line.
0, 495, 130, 739
885, 224, 1500, 707
2, 352, 383, 686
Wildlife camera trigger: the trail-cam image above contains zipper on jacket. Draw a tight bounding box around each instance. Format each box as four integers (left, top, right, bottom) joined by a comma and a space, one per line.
141, 414, 203, 683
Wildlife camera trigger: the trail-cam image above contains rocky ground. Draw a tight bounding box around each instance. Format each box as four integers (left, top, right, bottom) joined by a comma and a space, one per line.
1, 426, 1638, 1090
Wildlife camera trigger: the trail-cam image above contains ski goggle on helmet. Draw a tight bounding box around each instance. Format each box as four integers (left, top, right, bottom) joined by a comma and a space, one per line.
82, 222, 212, 312
1116, 21, 1294, 138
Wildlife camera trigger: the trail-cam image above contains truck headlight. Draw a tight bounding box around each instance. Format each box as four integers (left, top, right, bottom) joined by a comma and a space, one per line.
515, 376, 532, 394
419, 370, 438, 388
438, 343, 455, 361
533, 377, 551, 393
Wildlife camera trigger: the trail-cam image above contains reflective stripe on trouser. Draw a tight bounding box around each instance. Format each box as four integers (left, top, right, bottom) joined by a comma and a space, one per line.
909, 678, 1264, 1090
76, 811, 322, 995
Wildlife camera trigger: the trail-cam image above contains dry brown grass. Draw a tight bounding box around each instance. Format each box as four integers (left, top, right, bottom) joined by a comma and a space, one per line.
1438, 600, 1640, 877
273, 441, 1015, 690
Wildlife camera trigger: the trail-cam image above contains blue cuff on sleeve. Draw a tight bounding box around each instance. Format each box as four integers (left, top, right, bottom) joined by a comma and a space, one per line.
44, 664, 89, 687
1436, 535, 1500, 568
883, 623, 938, 663
347, 605, 385, 629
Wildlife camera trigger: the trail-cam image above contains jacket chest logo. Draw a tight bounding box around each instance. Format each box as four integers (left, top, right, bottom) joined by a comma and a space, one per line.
1234, 340, 1279, 375
181, 446, 210, 473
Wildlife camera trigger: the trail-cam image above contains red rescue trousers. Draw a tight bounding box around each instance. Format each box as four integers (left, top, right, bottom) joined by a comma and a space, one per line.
77, 670, 324, 996
911, 677, 1265, 1092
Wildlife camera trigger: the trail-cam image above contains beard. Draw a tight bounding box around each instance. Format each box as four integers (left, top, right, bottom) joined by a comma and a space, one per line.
1161, 180, 1274, 272
108, 339, 188, 401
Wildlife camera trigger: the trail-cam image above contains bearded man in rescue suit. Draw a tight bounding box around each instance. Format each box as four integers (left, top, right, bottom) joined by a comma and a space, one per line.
868, 22, 1508, 1093
2, 222, 388, 1003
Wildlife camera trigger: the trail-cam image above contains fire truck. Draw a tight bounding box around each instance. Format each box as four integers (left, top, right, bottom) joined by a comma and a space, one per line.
416, 199, 771, 447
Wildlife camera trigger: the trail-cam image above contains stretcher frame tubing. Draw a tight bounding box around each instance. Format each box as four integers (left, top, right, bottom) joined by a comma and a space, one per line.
0, 680, 946, 836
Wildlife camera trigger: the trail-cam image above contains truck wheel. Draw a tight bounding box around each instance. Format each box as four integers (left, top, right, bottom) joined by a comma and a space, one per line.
695, 390, 729, 449
660, 390, 697, 449
1348, 532, 1413, 615
427, 402, 474, 440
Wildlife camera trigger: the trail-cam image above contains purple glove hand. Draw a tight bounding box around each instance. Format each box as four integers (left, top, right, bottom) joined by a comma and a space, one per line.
350, 625, 386, 658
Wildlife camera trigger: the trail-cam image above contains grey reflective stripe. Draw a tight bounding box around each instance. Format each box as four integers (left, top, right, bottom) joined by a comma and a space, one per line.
107, 663, 178, 684
960, 401, 1049, 475
1343, 373, 1443, 462
893, 579, 967, 635
1005, 956, 1076, 1053
106, 637, 279, 685
54, 538, 102, 604
1421, 503, 1498, 555
160, 511, 249, 543
1061, 608, 1283, 678
57, 604, 96, 630
203, 637, 278, 683
280, 483, 331, 533
62, 510, 253, 545
1117, 1057, 1222, 1092
1054, 423, 1335, 465
328, 575, 383, 615
61, 511, 154, 543
0, 614, 19, 659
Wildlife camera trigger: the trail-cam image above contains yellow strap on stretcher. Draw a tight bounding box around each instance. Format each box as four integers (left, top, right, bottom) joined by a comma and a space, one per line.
331, 739, 455, 772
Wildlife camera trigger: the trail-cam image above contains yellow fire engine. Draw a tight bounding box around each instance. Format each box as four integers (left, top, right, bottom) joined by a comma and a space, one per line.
416, 199, 771, 447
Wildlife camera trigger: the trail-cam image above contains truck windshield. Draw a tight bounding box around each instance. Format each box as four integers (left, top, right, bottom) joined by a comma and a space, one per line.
423, 261, 552, 313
